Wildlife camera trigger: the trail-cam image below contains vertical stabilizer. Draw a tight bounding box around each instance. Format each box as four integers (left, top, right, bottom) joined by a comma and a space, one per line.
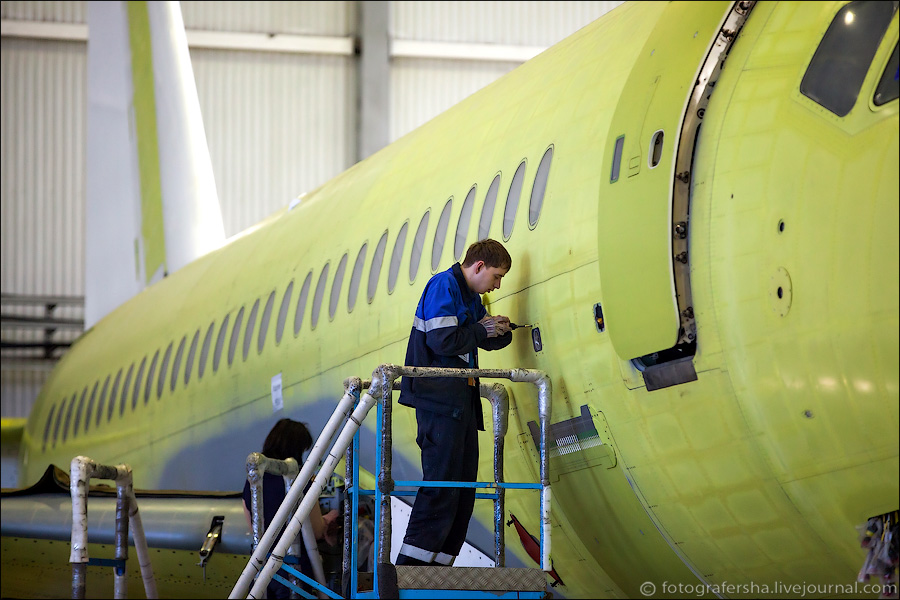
85, 1, 225, 329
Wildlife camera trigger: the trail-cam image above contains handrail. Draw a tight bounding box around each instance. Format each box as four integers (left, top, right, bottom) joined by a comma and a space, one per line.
481, 381, 510, 567
69, 456, 157, 599
231, 363, 552, 599
244, 453, 328, 596
247, 366, 389, 599
340, 375, 540, 598
373, 366, 552, 580
341, 376, 400, 598
230, 372, 375, 599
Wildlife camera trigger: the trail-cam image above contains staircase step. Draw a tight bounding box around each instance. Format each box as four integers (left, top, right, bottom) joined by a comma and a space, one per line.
396, 566, 547, 592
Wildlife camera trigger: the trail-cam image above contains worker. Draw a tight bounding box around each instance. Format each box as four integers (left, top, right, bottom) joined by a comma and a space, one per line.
242, 418, 339, 598
396, 239, 513, 566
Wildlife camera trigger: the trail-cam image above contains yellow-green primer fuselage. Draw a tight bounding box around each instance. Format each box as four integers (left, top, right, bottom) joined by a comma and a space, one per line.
15, 2, 899, 598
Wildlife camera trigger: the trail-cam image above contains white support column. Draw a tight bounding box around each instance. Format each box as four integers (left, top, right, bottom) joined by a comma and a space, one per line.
357, 0, 390, 161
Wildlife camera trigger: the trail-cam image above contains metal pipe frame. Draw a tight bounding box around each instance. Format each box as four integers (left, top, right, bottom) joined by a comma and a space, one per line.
373, 365, 553, 579
69, 455, 158, 599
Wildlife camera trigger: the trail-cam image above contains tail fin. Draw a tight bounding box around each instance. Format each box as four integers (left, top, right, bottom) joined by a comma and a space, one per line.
85, 1, 224, 329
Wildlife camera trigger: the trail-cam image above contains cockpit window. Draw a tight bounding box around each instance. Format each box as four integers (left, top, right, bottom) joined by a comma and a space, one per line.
874, 43, 899, 106
800, 1, 897, 116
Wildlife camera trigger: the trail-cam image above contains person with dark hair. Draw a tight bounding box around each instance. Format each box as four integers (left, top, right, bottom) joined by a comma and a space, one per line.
242, 418, 339, 598
396, 238, 514, 567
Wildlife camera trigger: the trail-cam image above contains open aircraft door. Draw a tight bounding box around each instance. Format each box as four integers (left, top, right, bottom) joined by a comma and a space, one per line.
598, 1, 750, 368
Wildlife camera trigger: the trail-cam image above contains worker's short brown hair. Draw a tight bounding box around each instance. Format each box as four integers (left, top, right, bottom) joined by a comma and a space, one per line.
462, 239, 511, 270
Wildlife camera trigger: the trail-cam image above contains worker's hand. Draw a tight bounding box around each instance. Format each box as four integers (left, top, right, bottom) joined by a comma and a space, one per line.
479, 315, 511, 337
322, 509, 340, 546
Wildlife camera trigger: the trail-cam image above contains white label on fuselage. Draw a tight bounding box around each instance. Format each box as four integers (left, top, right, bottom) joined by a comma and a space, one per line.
271, 373, 283, 412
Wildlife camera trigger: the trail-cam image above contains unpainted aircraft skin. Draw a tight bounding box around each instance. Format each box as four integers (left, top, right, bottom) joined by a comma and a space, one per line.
8, 1, 899, 598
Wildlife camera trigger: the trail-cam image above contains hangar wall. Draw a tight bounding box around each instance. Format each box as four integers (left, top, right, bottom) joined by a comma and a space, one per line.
0, 1, 621, 422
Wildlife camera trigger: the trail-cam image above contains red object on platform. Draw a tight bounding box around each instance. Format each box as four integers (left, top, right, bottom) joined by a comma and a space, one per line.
508, 512, 565, 587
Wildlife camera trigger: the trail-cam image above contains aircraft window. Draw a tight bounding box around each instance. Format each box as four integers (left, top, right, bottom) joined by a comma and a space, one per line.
65, 390, 80, 442
84, 381, 99, 434
410, 211, 430, 283
198, 323, 213, 380
329, 253, 349, 320
610, 136, 624, 183
455, 187, 477, 260
132, 356, 146, 411
214, 314, 230, 373
478, 175, 501, 242
276, 281, 294, 344
368, 231, 388, 303
256, 290, 275, 354
185, 330, 200, 385
800, 1, 896, 116
53, 395, 69, 446
294, 272, 312, 335
243, 300, 260, 361
108, 368, 122, 421
312, 263, 330, 329
504, 161, 526, 240
228, 308, 245, 367
530, 146, 553, 227
259, 290, 276, 353
348, 243, 368, 313
121, 362, 135, 415
171, 336, 187, 391
874, 43, 899, 106
72, 386, 88, 438
389, 222, 409, 294
649, 131, 664, 168
146, 349, 160, 404
43, 404, 55, 451
95, 375, 110, 428
432, 198, 453, 271
158, 343, 173, 399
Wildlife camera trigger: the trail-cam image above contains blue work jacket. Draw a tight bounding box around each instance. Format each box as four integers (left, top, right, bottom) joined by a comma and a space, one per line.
398, 263, 512, 429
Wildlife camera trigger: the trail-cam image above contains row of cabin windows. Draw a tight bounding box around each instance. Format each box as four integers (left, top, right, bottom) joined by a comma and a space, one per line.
41, 147, 555, 451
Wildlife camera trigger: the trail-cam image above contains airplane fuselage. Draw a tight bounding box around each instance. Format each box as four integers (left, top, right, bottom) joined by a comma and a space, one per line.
15, 2, 899, 598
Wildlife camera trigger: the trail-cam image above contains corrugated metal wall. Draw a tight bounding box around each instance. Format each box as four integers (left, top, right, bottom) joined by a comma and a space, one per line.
181, 0, 353, 36
1, 37, 86, 297
191, 48, 356, 235
1, 33, 87, 416
389, 1, 622, 141
1, 1, 86, 22
1, 0, 620, 420
392, 0, 620, 45
182, 0, 357, 234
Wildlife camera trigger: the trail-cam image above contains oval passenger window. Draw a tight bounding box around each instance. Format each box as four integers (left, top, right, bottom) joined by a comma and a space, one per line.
529, 147, 553, 227
504, 162, 526, 240
432, 199, 452, 272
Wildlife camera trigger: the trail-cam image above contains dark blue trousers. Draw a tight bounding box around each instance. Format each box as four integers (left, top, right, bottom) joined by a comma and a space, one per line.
399, 398, 479, 564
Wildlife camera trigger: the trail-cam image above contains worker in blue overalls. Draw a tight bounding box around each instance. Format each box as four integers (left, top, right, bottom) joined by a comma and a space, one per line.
396, 238, 513, 566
